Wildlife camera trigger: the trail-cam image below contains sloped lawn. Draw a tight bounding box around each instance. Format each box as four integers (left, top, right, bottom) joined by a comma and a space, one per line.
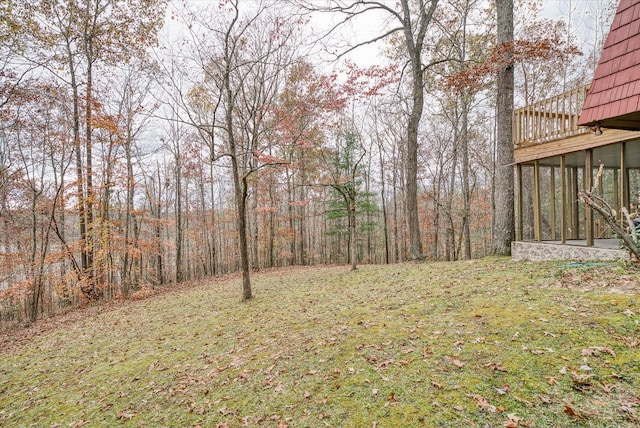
1, 258, 639, 427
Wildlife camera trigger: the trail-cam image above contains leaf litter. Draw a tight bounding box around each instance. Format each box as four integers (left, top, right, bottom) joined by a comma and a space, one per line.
1, 259, 639, 426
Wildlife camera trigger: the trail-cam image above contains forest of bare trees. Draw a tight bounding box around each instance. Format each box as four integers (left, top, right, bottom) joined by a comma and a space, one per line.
0, 0, 615, 324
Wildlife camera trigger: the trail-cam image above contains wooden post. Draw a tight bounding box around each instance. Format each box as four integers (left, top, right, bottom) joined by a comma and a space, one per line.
550, 165, 556, 240
517, 163, 523, 241
597, 168, 604, 238
622, 142, 629, 212
534, 160, 541, 242
560, 155, 566, 244
585, 149, 594, 247
571, 167, 580, 239
614, 168, 620, 223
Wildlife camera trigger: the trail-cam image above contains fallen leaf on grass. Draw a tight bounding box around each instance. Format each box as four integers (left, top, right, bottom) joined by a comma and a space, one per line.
512, 395, 533, 406
376, 359, 393, 368
431, 381, 443, 389
503, 414, 520, 428
504, 413, 533, 428
466, 393, 498, 413
483, 362, 507, 372
376, 359, 413, 369
620, 400, 638, 416
446, 355, 465, 368
599, 382, 616, 393
539, 395, 552, 404
116, 410, 136, 420
495, 385, 510, 395
572, 371, 594, 385
564, 404, 587, 421
453, 405, 465, 411
582, 347, 616, 357
548, 377, 558, 386
616, 336, 640, 347
385, 392, 397, 407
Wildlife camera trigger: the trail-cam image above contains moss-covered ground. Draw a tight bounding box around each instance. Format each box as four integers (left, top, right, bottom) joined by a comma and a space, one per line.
1, 258, 639, 427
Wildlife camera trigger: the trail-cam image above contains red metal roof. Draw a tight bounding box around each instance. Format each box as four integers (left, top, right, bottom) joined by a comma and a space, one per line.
578, 0, 640, 130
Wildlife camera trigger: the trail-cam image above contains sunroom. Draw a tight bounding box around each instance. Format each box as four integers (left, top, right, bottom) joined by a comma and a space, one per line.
512, 0, 640, 261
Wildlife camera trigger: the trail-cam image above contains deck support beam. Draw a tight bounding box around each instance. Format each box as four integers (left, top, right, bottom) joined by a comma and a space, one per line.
560, 155, 566, 244
621, 142, 629, 215
534, 160, 541, 242
585, 149, 594, 246
516, 164, 523, 241
550, 166, 556, 240
571, 167, 580, 239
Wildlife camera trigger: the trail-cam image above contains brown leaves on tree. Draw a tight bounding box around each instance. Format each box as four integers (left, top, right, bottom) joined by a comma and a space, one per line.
446, 18, 581, 91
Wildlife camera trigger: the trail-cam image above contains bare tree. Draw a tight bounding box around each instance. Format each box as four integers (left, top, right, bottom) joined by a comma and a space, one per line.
169, 0, 300, 299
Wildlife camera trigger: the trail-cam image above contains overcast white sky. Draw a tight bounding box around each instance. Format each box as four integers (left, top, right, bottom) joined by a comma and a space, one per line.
162, 0, 616, 69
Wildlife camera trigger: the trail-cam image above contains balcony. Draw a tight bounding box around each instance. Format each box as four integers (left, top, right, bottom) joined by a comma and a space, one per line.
513, 85, 590, 148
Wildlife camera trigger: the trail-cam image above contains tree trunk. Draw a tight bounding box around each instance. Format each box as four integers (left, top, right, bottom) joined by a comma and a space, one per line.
155, 168, 165, 285
251, 180, 260, 270
122, 136, 134, 296
378, 142, 390, 264
400, 0, 438, 260
224, 35, 252, 299
492, 0, 515, 256
268, 171, 276, 267
67, 44, 88, 287
392, 153, 400, 262
404, 41, 425, 261
299, 152, 307, 265
461, 92, 472, 260
287, 168, 296, 265
174, 150, 184, 283
349, 196, 357, 271
446, 115, 459, 261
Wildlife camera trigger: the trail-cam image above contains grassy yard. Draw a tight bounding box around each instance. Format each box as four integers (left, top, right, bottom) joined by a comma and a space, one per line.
1, 258, 639, 427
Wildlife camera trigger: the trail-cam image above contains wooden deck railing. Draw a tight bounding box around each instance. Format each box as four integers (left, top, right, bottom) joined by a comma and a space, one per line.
513, 85, 590, 147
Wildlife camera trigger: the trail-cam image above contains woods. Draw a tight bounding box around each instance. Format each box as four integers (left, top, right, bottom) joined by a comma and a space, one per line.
0, 0, 614, 323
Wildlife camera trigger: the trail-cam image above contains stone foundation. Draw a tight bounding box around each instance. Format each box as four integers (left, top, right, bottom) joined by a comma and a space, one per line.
512, 241, 630, 262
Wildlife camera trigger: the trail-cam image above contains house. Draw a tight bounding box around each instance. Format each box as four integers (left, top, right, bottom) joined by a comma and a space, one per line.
511, 0, 640, 261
